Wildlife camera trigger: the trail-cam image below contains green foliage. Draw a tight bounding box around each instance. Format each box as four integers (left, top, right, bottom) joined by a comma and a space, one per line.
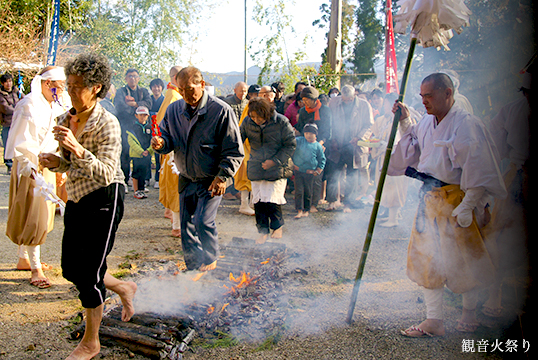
1, 0, 91, 36
303, 62, 346, 94
351, 0, 383, 83
250, 0, 312, 93
198, 330, 239, 348
67, 0, 217, 86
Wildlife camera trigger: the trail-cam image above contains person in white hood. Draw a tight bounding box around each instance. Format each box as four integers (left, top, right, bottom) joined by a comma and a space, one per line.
5, 66, 67, 289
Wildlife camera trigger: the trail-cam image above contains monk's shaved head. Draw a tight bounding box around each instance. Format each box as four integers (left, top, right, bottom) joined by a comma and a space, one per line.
422, 73, 455, 93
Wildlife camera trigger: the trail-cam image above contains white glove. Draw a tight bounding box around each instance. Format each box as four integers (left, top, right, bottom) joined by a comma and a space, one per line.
19, 159, 37, 177
451, 187, 485, 228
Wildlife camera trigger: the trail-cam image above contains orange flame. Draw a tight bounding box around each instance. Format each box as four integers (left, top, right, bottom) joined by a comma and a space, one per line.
207, 306, 215, 314
226, 271, 258, 294
260, 258, 271, 265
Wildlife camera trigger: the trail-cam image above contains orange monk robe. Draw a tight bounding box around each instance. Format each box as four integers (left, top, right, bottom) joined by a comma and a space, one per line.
157, 83, 182, 212
234, 104, 251, 192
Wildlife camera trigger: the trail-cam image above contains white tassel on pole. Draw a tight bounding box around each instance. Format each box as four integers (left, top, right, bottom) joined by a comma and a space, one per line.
394, 0, 471, 49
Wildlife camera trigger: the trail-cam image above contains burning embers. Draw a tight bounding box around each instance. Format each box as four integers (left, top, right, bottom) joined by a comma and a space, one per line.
225, 271, 259, 294
70, 237, 288, 359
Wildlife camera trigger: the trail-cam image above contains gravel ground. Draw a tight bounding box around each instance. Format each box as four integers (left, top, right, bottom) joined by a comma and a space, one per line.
0, 163, 532, 360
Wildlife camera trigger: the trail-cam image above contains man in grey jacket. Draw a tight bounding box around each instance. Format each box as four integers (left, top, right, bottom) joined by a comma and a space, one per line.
152, 66, 244, 272
114, 69, 152, 185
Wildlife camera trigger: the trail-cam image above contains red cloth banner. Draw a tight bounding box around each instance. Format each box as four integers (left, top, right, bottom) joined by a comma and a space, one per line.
385, 0, 399, 94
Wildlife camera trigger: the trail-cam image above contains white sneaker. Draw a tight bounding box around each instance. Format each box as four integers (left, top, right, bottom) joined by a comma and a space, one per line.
144, 188, 150, 192
125, 187, 129, 194
154, 181, 159, 189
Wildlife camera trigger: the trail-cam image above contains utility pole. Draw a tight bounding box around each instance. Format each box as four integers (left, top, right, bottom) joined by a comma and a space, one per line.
244, 0, 248, 83
327, 0, 342, 88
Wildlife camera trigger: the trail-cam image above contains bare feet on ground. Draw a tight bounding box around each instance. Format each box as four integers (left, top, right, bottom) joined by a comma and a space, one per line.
295, 211, 309, 218
199, 260, 217, 272
271, 227, 283, 239
309, 206, 318, 213
119, 281, 137, 322
256, 233, 269, 244
65, 339, 100, 360
164, 208, 172, 220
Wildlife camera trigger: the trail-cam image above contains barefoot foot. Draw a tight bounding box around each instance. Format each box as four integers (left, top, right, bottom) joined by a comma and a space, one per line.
164, 208, 173, 220
66, 340, 100, 360
119, 281, 137, 322
271, 227, 283, 239
256, 234, 269, 244
199, 260, 217, 272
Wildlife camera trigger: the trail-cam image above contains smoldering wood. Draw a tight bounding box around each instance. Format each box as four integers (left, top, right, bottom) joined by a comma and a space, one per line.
100, 317, 174, 341
106, 308, 194, 329
74, 237, 288, 356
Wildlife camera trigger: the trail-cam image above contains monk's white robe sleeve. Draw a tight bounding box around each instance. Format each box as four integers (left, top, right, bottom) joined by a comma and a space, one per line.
387, 116, 419, 176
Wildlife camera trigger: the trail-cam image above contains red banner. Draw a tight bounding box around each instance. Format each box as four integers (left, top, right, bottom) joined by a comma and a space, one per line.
385, 0, 399, 94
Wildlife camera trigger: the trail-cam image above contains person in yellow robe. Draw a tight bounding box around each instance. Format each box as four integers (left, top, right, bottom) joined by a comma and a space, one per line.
234, 103, 255, 215
156, 66, 183, 237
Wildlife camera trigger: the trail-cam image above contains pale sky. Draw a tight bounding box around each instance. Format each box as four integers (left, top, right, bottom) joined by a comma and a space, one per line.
191, 0, 328, 74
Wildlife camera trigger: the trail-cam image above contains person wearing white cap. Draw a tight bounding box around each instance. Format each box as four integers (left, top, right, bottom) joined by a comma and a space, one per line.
5, 65, 67, 289
127, 105, 153, 198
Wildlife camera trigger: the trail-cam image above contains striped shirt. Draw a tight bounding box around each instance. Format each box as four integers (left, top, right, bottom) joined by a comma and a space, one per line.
53, 102, 125, 203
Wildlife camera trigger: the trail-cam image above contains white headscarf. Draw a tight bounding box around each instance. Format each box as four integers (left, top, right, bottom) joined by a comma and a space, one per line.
30, 67, 66, 95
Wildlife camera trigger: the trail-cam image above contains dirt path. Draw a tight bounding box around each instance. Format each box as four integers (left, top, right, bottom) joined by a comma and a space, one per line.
0, 164, 527, 359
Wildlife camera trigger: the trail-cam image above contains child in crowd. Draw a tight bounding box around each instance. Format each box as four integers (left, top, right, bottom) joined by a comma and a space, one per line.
292, 123, 326, 218
127, 106, 153, 199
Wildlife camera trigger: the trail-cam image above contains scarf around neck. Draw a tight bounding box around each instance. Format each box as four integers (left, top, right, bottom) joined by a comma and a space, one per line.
305, 99, 322, 120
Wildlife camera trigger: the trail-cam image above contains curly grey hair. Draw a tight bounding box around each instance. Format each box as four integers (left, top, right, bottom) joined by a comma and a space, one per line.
64, 53, 112, 99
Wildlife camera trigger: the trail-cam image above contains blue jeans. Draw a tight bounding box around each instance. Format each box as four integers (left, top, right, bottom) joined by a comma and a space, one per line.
179, 179, 222, 270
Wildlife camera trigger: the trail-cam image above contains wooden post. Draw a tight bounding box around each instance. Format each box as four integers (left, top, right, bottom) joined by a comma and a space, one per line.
244, 0, 248, 83
327, 0, 342, 88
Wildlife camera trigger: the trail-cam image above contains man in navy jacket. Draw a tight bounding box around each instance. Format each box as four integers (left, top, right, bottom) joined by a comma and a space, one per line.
152, 66, 244, 272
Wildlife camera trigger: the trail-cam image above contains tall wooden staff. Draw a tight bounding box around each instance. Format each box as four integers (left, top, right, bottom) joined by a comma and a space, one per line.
346, 0, 471, 324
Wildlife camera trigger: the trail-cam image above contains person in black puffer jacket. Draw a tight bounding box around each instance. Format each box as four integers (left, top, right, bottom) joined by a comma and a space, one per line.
240, 97, 296, 244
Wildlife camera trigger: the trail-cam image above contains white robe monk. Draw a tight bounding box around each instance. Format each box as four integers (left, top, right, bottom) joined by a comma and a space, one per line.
389, 73, 506, 337
5, 67, 67, 287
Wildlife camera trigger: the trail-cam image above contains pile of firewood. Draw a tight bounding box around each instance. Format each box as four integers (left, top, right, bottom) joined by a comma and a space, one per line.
71, 237, 289, 359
